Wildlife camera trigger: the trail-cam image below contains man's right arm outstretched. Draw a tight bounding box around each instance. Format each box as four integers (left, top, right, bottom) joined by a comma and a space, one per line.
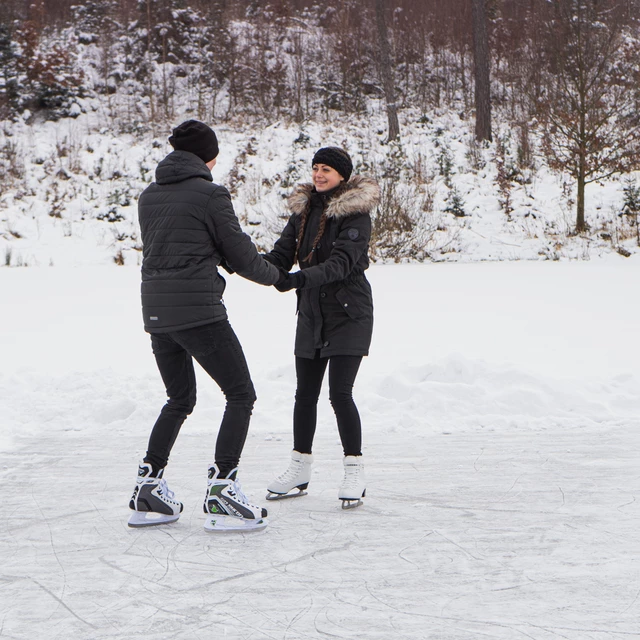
203, 184, 281, 286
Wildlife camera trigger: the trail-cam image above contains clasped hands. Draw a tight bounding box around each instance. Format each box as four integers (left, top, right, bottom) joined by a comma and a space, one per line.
275, 268, 305, 292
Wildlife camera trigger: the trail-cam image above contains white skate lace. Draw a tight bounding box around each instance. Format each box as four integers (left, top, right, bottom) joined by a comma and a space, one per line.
276, 460, 303, 484
342, 466, 361, 490
231, 479, 258, 508
157, 478, 178, 503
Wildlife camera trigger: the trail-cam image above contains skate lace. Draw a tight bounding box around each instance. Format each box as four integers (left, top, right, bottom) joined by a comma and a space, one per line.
230, 479, 257, 508
342, 465, 361, 490
275, 459, 303, 484
157, 478, 177, 503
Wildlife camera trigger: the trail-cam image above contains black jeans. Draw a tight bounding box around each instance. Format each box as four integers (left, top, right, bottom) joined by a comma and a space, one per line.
146, 320, 256, 475
293, 354, 363, 456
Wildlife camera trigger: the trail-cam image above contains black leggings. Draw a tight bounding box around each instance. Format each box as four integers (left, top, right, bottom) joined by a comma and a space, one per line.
147, 321, 256, 476
293, 354, 363, 456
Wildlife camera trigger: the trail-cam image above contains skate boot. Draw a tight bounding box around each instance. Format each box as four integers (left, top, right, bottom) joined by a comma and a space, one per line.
203, 464, 268, 532
266, 451, 313, 500
128, 462, 183, 527
338, 456, 366, 509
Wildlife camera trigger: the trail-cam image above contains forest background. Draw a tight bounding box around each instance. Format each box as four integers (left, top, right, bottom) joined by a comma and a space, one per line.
1, 0, 640, 267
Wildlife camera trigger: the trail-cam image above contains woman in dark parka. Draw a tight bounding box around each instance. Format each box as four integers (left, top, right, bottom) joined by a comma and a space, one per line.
264, 147, 380, 508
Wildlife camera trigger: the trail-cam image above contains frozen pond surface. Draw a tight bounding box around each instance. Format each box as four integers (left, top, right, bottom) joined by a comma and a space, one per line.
1, 261, 639, 639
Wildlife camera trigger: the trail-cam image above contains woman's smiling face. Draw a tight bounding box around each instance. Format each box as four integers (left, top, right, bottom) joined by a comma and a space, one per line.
312, 163, 344, 192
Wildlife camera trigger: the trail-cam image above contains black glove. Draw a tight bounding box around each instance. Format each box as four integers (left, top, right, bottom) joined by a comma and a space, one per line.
275, 270, 305, 292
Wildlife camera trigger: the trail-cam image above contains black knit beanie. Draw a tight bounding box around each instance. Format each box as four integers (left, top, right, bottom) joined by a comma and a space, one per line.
169, 120, 219, 163
312, 147, 353, 181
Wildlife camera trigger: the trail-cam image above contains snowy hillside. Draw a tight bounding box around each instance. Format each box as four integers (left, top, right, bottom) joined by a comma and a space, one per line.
2, 105, 640, 268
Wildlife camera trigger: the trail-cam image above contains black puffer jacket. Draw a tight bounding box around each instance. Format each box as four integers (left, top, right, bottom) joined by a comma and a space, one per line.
265, 176, 380, 358
138, 150, 280, 333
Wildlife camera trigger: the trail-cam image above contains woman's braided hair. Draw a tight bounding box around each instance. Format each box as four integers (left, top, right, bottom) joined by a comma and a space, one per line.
297, 208, 328, 265
293, 202, 309, 265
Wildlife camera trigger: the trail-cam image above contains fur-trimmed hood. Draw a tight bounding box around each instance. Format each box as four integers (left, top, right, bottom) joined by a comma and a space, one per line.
288, 175, 380, 218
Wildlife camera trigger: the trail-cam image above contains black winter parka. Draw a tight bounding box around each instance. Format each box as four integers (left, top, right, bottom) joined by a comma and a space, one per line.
138, 150, 280, 333
265, 176, 380, 358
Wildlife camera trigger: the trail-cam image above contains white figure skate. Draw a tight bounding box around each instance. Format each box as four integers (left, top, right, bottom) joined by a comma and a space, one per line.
338, 455, 366, 509
266, 451, 313, 500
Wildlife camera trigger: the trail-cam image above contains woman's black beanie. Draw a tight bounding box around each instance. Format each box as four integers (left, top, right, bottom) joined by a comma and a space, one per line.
169, 120, 219, 163
312, 147, 353, 181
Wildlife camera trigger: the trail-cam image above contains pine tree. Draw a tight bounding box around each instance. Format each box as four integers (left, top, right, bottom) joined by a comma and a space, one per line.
0, 23, 20, 118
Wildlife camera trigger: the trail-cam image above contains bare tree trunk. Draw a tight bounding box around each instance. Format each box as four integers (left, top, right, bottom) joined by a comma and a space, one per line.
162, 32, 168, 119
459, 44, 468, 111
577, 112, 587, 232
472, 0, 492, 142
374, 0, 400, 142
146, 0, 155, 128
292, 30, 305, 123
576, 169, 586, 232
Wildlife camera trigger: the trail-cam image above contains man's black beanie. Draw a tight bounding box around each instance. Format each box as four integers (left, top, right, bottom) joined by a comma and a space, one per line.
169, 120, 219, 163
312, 147, 353, 181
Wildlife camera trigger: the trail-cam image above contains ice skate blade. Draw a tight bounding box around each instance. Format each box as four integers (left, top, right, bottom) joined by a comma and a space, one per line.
204, 515, 267, 533
340, 498, 363, 510
128, 511, 180, 528
265, 489, 308, 501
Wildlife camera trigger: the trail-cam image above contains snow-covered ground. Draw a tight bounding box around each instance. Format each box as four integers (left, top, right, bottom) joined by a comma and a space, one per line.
1, 259, 640, 639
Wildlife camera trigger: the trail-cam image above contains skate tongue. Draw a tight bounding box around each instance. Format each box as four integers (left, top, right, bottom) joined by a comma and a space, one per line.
139, 462, 163, 478
207, 464, 237, 481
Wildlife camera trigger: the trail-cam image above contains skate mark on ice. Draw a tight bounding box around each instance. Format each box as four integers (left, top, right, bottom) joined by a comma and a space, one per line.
375, 487, 565, 515
283, 596, 314, 639
438, 589, 543, 640
141, 528, 196, 582
378, 558, 639, 640
213, 607, 286, 640
363, 580, 548, 639
620, 587, 640, 614
89, 498, 123, 535
522, 621, 640, 638
398, 532, 434, 568
31, 484, 70, 608
313, 608, 351, 640
181, 541, 353, 592
98, 555, 182, 592
495, 474, 523, 503
616, 495, 635, 511
147, 540, 172, 582
4, 509, 97, 534
31, 578, 97, 629
167, 531, 201, 581
473, 448, 484, 472
433, 529, 484, 561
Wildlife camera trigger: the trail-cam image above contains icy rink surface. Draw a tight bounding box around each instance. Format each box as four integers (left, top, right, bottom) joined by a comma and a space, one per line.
1, 260, 640, 639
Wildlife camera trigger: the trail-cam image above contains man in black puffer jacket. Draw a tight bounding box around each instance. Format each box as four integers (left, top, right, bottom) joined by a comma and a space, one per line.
128, 120, 281, 532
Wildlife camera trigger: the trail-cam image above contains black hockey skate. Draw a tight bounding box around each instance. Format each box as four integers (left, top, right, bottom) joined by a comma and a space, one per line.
128, 462, 183, 527
204, 464, 268, 532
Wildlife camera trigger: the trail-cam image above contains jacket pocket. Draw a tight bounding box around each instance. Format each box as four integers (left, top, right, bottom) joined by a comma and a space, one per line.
335, 287, 364, 320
